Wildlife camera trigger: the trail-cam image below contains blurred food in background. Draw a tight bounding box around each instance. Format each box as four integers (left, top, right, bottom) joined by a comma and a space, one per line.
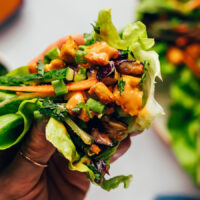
0, 0, 23, 29
137, 0, 200, 185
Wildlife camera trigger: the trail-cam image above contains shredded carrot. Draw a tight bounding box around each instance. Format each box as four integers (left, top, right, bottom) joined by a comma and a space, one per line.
0, 78, 98, 94
16, 92, 55, 97
91, 144, 101, 155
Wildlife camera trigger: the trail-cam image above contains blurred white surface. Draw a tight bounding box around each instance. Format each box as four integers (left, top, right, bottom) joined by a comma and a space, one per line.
0, 0, 200, 199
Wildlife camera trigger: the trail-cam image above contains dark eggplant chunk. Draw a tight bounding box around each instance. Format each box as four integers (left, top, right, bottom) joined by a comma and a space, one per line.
115, 60, 144, 76
97, 61, 118, 85
97, 61, 115, 81
92, 128, 113, 146
102, 119, 128, 141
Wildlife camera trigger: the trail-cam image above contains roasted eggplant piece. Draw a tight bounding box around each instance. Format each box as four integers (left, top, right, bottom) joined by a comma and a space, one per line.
115, 60, 144, 76
92, 128, 113, 146
102, 118, 128, 141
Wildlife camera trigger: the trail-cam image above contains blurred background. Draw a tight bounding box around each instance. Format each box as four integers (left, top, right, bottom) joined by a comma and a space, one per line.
0, 0, 199, 199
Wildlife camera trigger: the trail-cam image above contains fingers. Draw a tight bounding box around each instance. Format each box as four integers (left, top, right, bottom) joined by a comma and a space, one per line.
0, 120, 55, 199
21, 118, 55, 164
28, 34, 85, 73
111, 136, 131, 163
47, 154, 90, 200
129, 131, 142, 137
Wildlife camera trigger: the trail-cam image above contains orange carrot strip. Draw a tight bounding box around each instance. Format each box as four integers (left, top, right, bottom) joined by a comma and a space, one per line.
0, 78, 98, 93
67, 78, 97, 91
16, 92, 55, 97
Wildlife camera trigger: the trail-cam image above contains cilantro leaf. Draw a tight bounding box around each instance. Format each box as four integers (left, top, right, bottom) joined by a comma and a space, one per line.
72, 102, 92, 118
140, 60, 148, 86
36, 60, 45, 76
86, 164, 101, 181
39, 98, 68, 121
118, 78, 125, 95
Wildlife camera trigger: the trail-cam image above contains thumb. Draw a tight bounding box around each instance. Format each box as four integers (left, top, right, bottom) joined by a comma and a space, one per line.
22, 118, 55, 164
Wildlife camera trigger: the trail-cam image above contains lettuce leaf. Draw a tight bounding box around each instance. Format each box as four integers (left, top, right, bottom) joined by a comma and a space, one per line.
0, 99, 37, 150
0, 114, 24, 149
46, 118, 96, 182
0, 91, 16, 103
6, 65, 29, 76
68, 156, 96, 182
128, 50, 164, 132
102, 175, 133, 191
94, 9, 154, 51
46, 117, 79, 162
94, 9, 164, 132
0, 93, 44, 115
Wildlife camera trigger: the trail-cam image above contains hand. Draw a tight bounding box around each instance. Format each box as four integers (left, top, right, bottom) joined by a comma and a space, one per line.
0, 35, 142, 200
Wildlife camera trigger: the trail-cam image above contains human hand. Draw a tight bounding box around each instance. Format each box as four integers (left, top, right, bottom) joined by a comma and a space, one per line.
0, 35, 142, 200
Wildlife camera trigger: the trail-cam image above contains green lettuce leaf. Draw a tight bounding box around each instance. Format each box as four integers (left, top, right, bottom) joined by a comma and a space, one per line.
0, 99, 37, 150
46, 118, 96, 182
0, 91, 16, 103
102, 175, 133, 191
6, 65, 29, 76
68, 156, 96, 182
128, 49, 164, 132
0, 114, 24, 150
46, 117, 79, 162
94, 9, 154, 51
94, 9, 163, 131
0, 93, 44, 115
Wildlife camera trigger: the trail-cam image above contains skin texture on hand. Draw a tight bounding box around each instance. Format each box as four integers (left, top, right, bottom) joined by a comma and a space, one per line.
0, 35, 141, 200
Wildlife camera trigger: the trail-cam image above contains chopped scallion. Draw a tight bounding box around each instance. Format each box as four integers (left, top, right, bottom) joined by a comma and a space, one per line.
75, 50, 87, 64
52, 79, 68, 96
86, 98, 105, 113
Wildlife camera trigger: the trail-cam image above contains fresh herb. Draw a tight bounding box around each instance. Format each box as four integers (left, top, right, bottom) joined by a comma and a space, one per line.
39, 98, 68, 121
87, 164, 101, 181
75, 50, 87, 64
93, 141, 119, 164
140, 60, 148, 86
72, 102, 92, 118
36, 60, 45, 76
0, 68, 69, 86
118, 78, 125, 95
